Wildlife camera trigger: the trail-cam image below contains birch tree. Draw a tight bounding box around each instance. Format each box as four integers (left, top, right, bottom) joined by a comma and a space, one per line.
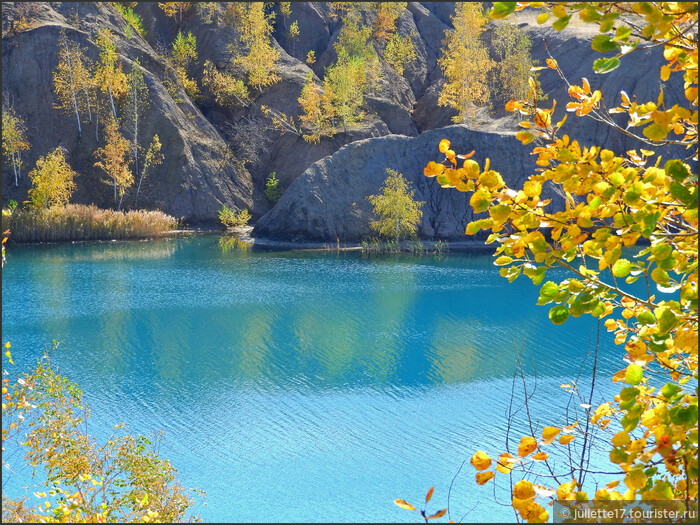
122, 59, 149, 193
26, 148, 77, 209
1, 103, 30, 187
53, 32, 93, 137
438, 3, 495, 123
94, 29, 127, 119
134, 134, 163, 208
367, 169, 424, 243
94, 116, 132, 209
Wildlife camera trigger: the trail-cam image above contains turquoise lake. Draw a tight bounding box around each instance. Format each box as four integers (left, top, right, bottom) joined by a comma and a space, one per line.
1, 236, 628, 522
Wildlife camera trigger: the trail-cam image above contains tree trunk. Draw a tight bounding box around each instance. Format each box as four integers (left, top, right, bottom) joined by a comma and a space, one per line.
132, 90, 139, 188
108, 85, 116, 118
84, 88, 92, 123
12, 150, 19, 187
68, 56, 82, 137
395, 216, 399, 244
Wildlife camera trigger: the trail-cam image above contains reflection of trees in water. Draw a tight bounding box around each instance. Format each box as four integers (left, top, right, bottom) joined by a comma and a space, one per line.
25, 238, 179, 262
218, 234, 250, 254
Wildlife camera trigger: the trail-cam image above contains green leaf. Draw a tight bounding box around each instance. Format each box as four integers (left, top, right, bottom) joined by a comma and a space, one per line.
669, 405, 698, 426
654, 306, 678, 334
490, 2, 516, 19
670, 181, 693, 205
620, 414, 639, 433
664, 159, 691, 182
610, 448, 629, 464
612, 258, 633, 278
549, 305, 570, 325
661, 383, 681, 399
636, 310, 656, 326
552, 15, 572, 31
536, 12, 549, 24
624, 363, 644, 385
540, 281, 559, 299
489, 204, 511, 223
593, 57, 621, 74
592, 34, 619, 53
620, 387, 639, 402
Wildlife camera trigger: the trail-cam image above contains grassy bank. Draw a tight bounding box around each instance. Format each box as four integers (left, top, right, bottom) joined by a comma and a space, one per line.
2, 204, 179, 243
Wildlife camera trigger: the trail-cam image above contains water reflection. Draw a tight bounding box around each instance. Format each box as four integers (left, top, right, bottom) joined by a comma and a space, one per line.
1, 236, 639, 523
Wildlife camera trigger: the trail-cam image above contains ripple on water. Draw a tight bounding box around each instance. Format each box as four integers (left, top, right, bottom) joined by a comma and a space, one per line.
1, 239, 642, 522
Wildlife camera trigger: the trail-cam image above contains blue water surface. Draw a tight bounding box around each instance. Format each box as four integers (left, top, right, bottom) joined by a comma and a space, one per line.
2, 236, 629, 522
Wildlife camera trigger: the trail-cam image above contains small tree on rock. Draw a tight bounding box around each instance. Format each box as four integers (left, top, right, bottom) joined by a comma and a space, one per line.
367, 169, 424, 243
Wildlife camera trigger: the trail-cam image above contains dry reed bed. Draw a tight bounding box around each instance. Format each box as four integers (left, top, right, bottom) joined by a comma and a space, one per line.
2, 204, 179, 242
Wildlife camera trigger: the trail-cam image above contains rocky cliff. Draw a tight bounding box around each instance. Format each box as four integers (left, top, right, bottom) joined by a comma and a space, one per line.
1, 2, 687, 232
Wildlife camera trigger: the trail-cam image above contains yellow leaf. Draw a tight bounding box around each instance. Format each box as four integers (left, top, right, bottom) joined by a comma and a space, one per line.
546, 58, 558, 69
532, 452, 549, 461
582, 77, 591, 94
660, 65, 671, 81
470, 450, 492, 470
559, 434, 575, 445
424, 161, 445, 178
518, 436, 538, 457
393, 499, 416, 511
475, 471, 495, 485
533, 109, 551, 128
496, 453, 514, 474
513, 480, 535, 500
439, 139, 451, 154
541, 426, 561, 444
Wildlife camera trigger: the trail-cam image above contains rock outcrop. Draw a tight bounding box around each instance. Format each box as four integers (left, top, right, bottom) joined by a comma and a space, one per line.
1, 2, 253, 222
254, 125, 548, 241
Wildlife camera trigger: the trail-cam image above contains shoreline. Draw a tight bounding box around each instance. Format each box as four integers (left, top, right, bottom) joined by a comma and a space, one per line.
5, 225, 496, 253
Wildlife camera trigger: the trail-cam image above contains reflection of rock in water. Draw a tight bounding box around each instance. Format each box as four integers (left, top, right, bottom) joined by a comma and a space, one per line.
219, 234, 251, 254
37, 239, 179, 262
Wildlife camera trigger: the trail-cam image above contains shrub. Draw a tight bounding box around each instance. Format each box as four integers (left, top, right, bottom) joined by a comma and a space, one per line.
218, 205, 251, 229
264, 172, 284, 203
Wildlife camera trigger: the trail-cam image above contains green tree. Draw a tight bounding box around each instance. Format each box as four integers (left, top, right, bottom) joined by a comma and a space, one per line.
492, 22, 541, 108
438, 3, 495, 123
1, 103, 30, 187
367, 169, 424, 243
324, 49, 369, 130
383, 32, 417, 76
264, 172, 284, 203
170, 30, 200, 100
25, 148, 77, 209
406, 2, 698, 521
202, 59, 250, 107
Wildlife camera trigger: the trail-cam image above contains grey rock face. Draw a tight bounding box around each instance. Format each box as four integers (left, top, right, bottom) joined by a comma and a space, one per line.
254, 125, 550, 241
1, 2, 252, 222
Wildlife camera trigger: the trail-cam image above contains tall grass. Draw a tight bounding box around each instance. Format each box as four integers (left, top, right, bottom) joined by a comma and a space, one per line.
3, 204, 178, 243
